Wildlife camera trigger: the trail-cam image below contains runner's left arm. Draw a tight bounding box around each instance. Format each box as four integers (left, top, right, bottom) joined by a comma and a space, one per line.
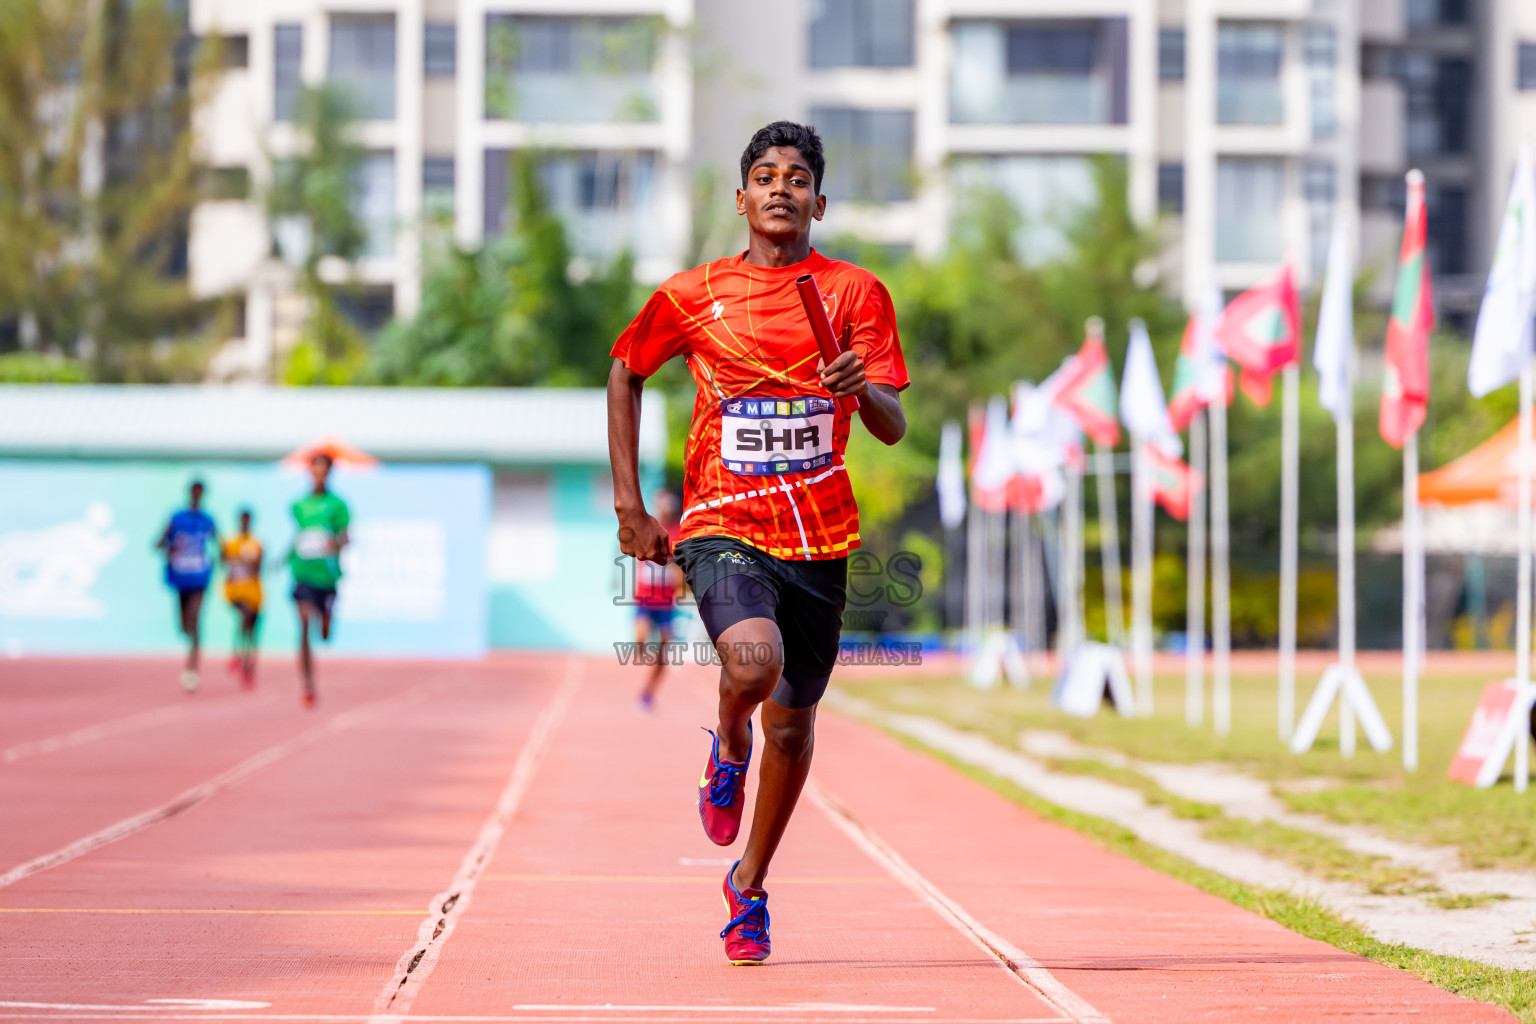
821, 354, 904, 445
819, 281, 908, 445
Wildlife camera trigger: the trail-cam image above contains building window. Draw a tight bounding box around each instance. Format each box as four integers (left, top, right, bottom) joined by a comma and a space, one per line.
950, 154, 1100, 263
1217, 22, 1284, 126
1428, 184, 1467, 275
1519, 43, 1536, 90
424, 22, 456, 77
1361, 174, 1407, 213
485, 16, 658, 122
206, 33, 248, 68
483, 150, 661, 261
353, 151, 396, 258
1159, 28, 1184, 81
1305, 25, 1336, 140
1408, 0, 1469, 29
1302, 160, 1334, 202
1157, 162, 1183, 213
273, 24, 302, 122
335, 287, 395, 335
811, 107, 914, 202
423, 157, 454, 217
809, 0, 914, 68
330, 15, 397, 121
1216, 157, 1284, 263
1304, 159, 1335, 274
1403, 53, 1471, 156
951, 19, 1128, 125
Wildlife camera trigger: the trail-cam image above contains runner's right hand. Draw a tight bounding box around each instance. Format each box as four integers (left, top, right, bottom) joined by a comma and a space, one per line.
618, 511, 672, 565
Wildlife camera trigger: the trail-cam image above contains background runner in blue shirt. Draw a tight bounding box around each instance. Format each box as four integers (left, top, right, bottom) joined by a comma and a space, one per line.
157, 480, 217, 692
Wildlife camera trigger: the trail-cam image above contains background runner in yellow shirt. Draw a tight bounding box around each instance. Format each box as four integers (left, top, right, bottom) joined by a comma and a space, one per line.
221, 508, 263, 689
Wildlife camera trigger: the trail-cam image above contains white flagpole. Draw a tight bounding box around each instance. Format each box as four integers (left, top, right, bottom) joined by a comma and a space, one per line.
1010, 508, 1026, 652
989, 504, 1006, 643
1337, 366, 1357, 708
1279, 364, 1300, 742
1062, 465, 1084, 656
1132, 440, 1155, 715
1403, 430, 1421, 772
1518, 364, 1533, 791
1027, 515, 1047, 656
1074, 460, 1088, 648
1095, 443, 1126, 647
1210, 392, 1232, 734
965, 404, 984, 661
1187, 410, 1208, 727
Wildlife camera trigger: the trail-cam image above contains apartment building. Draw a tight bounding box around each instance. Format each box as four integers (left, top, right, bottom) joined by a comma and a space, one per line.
700, 0, 1536, 308
186, 0, 1536, 379
188, 0, 693, 379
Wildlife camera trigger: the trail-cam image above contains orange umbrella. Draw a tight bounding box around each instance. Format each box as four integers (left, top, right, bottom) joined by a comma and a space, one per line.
1419, 418, 1532, 507
281, 435, 379, 469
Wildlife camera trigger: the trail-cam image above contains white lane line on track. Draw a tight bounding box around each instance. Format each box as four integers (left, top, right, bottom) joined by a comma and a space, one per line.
807, 782, 1112, 1024
0, 686, 429, 891
369, 659, 583, 1020
0, 1002, 269, 1011
0, 1005, 934, 1015
0, 1016, 1065, 1023
3, 705, 194, 766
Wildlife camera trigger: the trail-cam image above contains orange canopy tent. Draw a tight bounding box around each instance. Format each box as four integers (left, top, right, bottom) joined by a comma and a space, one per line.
1419, 418, 1532, 507
281, 435, 378, 469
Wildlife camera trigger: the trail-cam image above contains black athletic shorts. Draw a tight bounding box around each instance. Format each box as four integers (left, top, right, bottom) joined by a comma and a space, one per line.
292, 583, 337, 617
674, 535, 847, 710
176, 587, 205, 618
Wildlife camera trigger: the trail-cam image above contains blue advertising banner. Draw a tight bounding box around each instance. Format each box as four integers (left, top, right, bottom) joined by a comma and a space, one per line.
0, 461, 489, 658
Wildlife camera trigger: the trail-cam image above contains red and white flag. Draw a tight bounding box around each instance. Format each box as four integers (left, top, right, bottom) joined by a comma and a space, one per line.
1214, 266, 1302, 408
1380, 170, 1435, 449
1146, 447, 1202, 522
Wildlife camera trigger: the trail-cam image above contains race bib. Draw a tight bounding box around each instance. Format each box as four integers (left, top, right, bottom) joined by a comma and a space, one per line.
294, 527, 334, 560
170, 544, 208, 574
720, 395, 836, 476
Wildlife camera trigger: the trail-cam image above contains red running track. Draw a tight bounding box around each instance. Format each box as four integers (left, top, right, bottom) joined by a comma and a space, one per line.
0, 655, 1514, 1023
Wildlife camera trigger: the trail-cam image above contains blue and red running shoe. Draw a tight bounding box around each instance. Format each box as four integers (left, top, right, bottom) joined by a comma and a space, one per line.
720, 859, 770, 965
698, 725, 750, 846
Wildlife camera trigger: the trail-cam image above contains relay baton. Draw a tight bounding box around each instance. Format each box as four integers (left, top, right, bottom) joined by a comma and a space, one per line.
794, 273, 859, 415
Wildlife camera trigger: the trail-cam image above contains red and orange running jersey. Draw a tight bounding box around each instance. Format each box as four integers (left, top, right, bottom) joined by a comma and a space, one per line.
611, 250, 909, 561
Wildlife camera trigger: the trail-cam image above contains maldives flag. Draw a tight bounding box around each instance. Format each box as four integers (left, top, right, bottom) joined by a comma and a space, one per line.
1214, 266, 1302, 406
1146, 446, 1202, 522
1380, 170, 1435, 449
1055, 332, 1121, 447
1168, 314, 1233, 431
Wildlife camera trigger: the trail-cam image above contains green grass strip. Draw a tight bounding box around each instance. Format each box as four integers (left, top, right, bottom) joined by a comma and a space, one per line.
882, 729, 1536, 1023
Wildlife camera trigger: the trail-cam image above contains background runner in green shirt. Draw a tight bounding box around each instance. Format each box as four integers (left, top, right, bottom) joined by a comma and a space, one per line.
290, 452, 349, 707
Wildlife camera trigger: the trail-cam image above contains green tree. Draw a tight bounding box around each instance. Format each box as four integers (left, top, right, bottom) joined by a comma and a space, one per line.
265, 84, 370, 385
368, 155, 637, 387
0, 0, 224, 381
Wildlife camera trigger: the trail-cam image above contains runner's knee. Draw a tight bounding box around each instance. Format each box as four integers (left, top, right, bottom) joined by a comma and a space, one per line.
721, 647, 782, 700
764, 712, 814, 759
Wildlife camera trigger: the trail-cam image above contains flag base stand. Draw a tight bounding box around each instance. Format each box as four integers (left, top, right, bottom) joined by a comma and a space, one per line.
1289, 663, 1393, 755
969, 630, 1029, 690
1052, 642, 1134, 718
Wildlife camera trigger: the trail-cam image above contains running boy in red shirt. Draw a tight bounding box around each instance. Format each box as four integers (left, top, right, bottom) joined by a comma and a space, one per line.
606, 121, 909, 965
